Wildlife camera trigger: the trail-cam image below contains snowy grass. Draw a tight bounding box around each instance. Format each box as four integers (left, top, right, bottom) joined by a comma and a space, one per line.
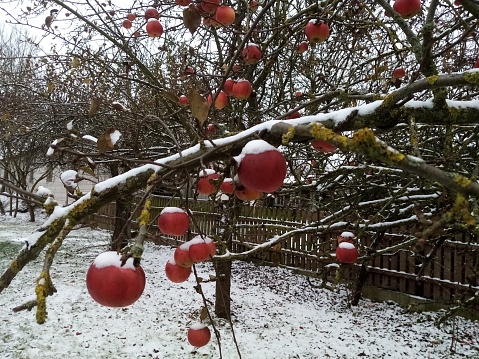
0, 215, 478, 359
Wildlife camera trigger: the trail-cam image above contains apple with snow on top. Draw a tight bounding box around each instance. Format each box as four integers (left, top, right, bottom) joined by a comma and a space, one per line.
165, 258, 192, 283
186, 235, 216, 262
393, 0, 421, 18
220, 177, 235, 194
311, 139, 337, 153
178, 95, 189, 107
207, 91, 228, 110
197, 169, 220, 195
392, 68, 406, 79
174, 244, 194, 267
213, 6, 235, 26
158, 207, 190, 236
305, 20, 329, 43
144, 7, 159, 19
336, 242, 359, 264
146, 19, 163, 37
188, 323, 211, 347
337, 231, 356, 244
232, 79, 253, 99
86, 251, 146, 307
296, 41, 308, 54
235, 140, 287, 193
242, 44, 262, 65
224, 78, 236, 95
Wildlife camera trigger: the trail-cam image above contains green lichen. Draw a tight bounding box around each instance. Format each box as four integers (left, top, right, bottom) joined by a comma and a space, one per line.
282, 126, 295, 145
464, 71, 479, 85
426, 75, 439, 85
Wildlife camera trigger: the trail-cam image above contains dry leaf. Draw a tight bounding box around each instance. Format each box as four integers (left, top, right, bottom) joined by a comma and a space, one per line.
183, 5, 201, 35
161, 90, 179, 104
188, 88, 210, 124
200, 306, 208, 321
89, 98, 101, 117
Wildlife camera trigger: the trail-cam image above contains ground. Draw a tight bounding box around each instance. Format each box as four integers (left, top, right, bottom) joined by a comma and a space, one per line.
0, 214, 478, 359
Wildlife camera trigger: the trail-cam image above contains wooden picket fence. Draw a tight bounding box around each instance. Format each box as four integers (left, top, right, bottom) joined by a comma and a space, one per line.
89, 196, 479, 306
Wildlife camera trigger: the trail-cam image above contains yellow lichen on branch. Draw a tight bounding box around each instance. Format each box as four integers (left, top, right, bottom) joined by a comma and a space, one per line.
446, 193, 476, 228
138, 199, 151, 226
35, 271, 51, 324
350, 128, 405, 162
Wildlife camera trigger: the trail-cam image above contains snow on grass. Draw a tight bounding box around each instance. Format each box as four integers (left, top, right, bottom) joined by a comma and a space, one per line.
0, 217, 478, 359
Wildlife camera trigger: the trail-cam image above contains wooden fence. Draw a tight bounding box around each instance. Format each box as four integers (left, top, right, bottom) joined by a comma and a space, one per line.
89, 196, 479, 305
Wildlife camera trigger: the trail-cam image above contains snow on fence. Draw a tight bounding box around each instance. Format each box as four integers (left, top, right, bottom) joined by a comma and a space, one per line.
89, 195, 479, 305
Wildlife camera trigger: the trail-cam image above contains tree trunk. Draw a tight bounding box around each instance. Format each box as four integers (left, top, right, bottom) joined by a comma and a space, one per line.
214, 197, 237, 319
214, 260, 232, 319
109, 164, 131, 250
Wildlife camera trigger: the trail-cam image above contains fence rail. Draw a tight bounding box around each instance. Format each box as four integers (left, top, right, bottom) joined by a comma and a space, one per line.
89, 196, 479, 305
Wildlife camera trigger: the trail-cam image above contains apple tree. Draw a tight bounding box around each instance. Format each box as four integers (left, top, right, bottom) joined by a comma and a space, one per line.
1, 0, 479, 349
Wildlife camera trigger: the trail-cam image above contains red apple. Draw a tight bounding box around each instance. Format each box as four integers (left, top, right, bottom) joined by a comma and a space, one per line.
127, 13, 136, 21
207, 123, 216, 133
200, 0, 220, 14
158, 207, 190, 236
235, 140, 287, 193
179, 95, 189, 107
295, 91, 303, 97
86, 251, 146, 307
336, 242, 359, 263
224, 78, 236, 95
188, 235, 215, 262
296, 41, 308, 54
285, 111, 300, 120
249, 0, 259, 11
146, 19, 163, 37
337, 231, 356, 244
184, 66, 195, 75
213, 5, 235, 26
165, 258, 192, 283
305, 20, 329, 43
206, 237, 217, 257
311, 139, 337, 153
241, 43, 262, 65
174, 244, 194, 268
220, 178, 235, 194
133, 31, 141, 38
474, 58, 479, 68
197, 169, 220, 195
188, 323, 211, 347
122, 19, 132, 29
176, 0, 191, 5
144, 7, 160, 19
393, 0, 421, 18
235, 187, 262, 201
232, 64, 242, 72
207, 91, 228, 109
392, 67, 406, 79
232, 79, 252, 99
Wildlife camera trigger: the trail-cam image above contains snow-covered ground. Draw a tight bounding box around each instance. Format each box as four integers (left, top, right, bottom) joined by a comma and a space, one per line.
0, 214, 478, 359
